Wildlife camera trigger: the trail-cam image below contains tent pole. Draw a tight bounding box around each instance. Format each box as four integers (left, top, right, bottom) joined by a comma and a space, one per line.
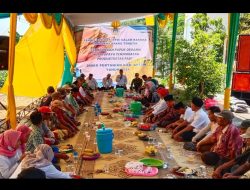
169, 13, 178, 93
224, 13, 240, 110
6, 13, 18, 129
152, 15, 158, 77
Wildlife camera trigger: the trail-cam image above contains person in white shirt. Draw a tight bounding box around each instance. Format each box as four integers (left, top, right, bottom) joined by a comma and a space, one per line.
19, 144, 72, 179
173, 97, 210, 142
115, 69, 127, 90
166, 102, 194, 133
102, 74, 113, 90
86, 73, 98, 90
0, 130, 24, 178
143, 88, 168, 123
192, 106, 221, 143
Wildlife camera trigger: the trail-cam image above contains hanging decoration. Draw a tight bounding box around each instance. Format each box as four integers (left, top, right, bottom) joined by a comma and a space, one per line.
53, 13, 63, 35
111, 20, 121, 34
23, 13, 38, 24
157, 13, 167, 28
40, 13, 53, 29
156, 13, 175, 28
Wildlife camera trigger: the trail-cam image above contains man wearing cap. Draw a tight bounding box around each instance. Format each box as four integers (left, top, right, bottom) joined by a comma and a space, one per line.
198, 110, 243, 166
143, 88, 168, 123
152, 95, 180, 127
173, 97, 210, 142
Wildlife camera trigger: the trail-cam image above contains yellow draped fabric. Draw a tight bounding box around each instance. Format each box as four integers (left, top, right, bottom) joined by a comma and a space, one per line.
40, 13, 53, 29
53, 15, 63, 35
0, 15, 64, 97
23, 13, 38, 24
62, 18, 76, 68
6, 13, 17, 129
145, 15, 155, 26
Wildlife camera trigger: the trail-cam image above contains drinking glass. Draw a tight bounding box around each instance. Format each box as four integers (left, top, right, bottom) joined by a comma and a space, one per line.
118, 149, 123, 157
148, 137, 153, 145
103, 164, 110, 173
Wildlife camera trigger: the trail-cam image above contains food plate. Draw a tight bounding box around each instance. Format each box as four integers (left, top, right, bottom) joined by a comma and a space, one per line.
101, 112, 110, 115
172, 167, 196, 176
138, 135, 149, 141
59, 148, 73, 153
139, 158, 164, 168
81, 153, 101, 160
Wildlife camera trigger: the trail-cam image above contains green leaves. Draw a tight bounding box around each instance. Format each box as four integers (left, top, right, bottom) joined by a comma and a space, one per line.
175, 13, 226, 100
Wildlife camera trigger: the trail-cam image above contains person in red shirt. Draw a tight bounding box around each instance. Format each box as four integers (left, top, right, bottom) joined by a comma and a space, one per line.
199, 110, 243, 166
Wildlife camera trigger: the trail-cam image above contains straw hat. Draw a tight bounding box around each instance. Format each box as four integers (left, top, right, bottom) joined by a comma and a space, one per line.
63, 84, 72, 90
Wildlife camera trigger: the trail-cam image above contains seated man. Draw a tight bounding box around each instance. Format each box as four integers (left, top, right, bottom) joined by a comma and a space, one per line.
192, 106, 221, 143
86, 73, 98, 91
173, 97, 210, 142
212, 148, 250, 179
152, 95, 180, 127
40, 86, 55, 107
183, 106, 220, 151
130, 73, 143, 93
143, 88, 168, 123
101, 73, 113, 90
166, 102, 194, 133
200, 110, 243, 166
38, 106, 63, 144
212, 121, 250, 179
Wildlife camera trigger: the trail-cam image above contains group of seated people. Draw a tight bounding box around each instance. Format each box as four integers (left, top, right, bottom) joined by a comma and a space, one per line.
142, 89, 250, 178
0, 75, 98, 179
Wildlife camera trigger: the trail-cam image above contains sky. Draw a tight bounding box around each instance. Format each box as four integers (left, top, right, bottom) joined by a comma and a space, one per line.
0, 15, 30, 36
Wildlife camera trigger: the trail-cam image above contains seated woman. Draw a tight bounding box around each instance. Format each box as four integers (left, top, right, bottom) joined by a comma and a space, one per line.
16, 125, 32, 154
50, 100, 79, 134
0, 130, 25, 178
38, 106, 69, 141
143, 88, 168, 123
140, 81, 159, 108
20, 144, 73, 179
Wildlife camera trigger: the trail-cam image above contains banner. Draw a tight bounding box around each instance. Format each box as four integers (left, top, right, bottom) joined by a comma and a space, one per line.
76, 26, 153, 86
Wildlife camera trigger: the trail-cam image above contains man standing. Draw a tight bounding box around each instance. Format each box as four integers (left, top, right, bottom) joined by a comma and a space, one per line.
102, 73, 113, 90
130, 73, 143, 92
116, 69, 127, 89
86, 74, 98, 90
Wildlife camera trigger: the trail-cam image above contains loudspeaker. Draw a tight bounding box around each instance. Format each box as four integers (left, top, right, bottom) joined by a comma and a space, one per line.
236, 35, 250, 72
0, 36, 9, 70
232, 72, 250, 92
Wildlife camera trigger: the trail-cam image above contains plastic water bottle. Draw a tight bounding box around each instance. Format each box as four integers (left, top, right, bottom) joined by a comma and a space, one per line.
73, 151, 78, 164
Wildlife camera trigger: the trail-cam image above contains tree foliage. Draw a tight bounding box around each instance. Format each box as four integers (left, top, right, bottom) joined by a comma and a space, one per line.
175, 13, 226, 100
239, 13, 250, 34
